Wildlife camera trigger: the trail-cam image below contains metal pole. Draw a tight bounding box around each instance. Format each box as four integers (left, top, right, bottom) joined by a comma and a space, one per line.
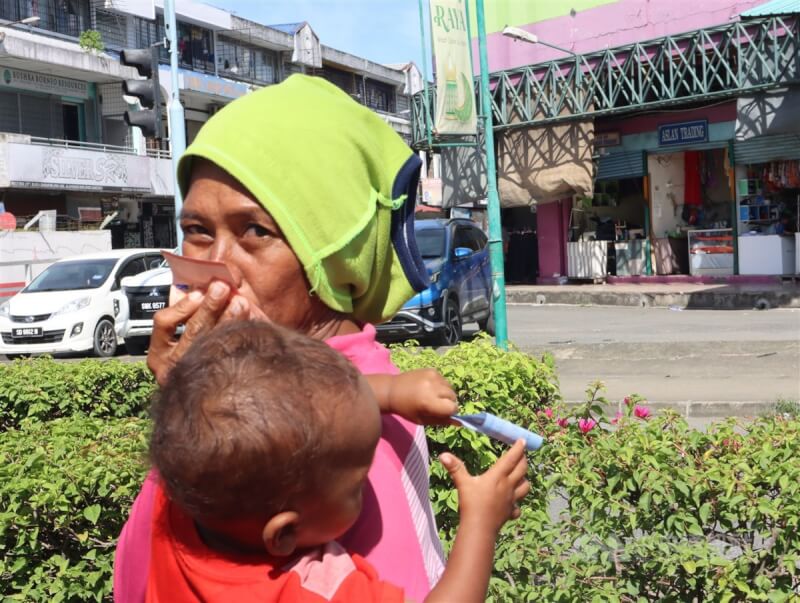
417, 0, 433, 150
164, 0, 187, 247
475, 0, 509, 349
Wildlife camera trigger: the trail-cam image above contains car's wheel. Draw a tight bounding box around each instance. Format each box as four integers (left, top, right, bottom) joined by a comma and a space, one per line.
436, 298, 462, 346
478, 302, 495, 336
124, 337, 149, 356
93, 318, 118, 358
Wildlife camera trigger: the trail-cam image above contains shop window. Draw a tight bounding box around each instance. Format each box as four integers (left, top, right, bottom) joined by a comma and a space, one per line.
20, 95, 52, 138
61, 103, 82, 141
364, 79, 395, 113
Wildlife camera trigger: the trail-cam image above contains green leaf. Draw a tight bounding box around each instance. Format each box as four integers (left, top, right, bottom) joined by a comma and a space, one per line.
83, 503, 102, 526
682, 560, 697, 574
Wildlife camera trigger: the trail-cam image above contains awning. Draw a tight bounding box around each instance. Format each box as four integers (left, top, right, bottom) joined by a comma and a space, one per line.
740, 0, 800, 18
734, 133, 800, 164
497, 118, 595, 207
595, 150, 646, 181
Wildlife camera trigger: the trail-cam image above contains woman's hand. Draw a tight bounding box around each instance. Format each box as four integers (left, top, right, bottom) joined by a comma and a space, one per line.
382, 368, 458, 426
147, 281, 269, 385
440, 440, 530, 534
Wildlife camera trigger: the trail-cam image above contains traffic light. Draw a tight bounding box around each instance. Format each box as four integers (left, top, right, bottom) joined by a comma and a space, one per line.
120, 47, 162, 139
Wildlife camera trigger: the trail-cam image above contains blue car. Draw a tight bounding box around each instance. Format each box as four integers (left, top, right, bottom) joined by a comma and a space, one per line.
378, 218, 494, 345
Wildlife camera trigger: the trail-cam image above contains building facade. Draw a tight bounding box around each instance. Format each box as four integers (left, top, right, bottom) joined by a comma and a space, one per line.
0, 0, 419, 251
418, 0, 799, 282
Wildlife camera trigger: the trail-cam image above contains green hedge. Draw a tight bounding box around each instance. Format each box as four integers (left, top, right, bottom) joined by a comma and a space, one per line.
2, 344, 800, 601
0, 357, 154, 431
0, 417, 149, 602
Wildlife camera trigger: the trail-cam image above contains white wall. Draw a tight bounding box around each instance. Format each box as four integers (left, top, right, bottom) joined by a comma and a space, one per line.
0, 231, 112, 287
648, 152, 685, 237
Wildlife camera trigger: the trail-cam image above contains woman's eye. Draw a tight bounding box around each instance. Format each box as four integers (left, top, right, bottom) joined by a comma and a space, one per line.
182, 224, 208, 236
244, 224, 271, 238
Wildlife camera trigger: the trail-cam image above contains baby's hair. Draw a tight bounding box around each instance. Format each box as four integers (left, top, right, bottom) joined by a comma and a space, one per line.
149, 320, 363, 521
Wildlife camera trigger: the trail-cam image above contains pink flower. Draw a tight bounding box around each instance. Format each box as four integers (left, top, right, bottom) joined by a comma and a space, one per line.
543, 407, 554, 419
557, 417, 569, 429
634, 405, 651, 420
623, 396, 632, 406
611, 411, 623, 425
578, 418, 597, 434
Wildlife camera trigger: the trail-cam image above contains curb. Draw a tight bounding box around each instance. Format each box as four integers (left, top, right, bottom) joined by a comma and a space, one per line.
562, 399, 778, 419
506, 289, 800, 310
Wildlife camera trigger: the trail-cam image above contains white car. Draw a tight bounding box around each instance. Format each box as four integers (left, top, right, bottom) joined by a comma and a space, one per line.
120, 265, 172, 355
0, 249, 163, 359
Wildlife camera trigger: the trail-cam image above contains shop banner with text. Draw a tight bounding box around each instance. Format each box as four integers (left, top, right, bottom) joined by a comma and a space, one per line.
430, 0, 477, 135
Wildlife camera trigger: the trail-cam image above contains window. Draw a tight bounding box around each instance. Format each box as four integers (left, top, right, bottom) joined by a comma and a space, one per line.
95, 9, 127, 48
453, 227, 483, 252
116, 257, 147, 282
178, 21, 215, 74
217, 36, 279, 85
415, 228, 446, 259
133, 15, 167, 63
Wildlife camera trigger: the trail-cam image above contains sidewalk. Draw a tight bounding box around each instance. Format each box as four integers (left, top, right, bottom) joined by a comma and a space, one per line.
506, 279, 800, 310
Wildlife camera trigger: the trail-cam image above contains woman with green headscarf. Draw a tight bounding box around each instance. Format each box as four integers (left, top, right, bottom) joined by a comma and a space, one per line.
114, 75, 450, 602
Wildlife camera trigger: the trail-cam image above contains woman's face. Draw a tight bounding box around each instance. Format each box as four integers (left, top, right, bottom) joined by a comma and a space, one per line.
180, 160, 324, 331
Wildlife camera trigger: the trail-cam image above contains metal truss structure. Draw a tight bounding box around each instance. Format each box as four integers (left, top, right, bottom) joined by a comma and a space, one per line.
412, 15, 799, 148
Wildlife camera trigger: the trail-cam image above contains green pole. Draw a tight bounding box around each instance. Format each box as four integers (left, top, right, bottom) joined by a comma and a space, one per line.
475, 0, 509, 349
417, 0, 433, 150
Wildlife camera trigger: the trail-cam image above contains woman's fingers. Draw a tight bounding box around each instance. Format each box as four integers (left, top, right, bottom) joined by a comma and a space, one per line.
513, 479, 531, 501
170, 282, 231, 357
507, 454, 529, 485
490, 439, 527, 476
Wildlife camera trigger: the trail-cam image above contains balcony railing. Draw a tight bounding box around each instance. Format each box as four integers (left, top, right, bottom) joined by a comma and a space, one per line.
29, 136, 171, 159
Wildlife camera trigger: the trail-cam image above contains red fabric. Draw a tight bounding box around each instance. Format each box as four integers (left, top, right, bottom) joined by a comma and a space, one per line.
684, 151, 703, 206
145, 488, 406, 603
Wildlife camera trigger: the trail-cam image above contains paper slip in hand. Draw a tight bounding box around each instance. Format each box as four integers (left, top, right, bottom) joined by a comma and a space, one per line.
452, 412, 544, 451
161, 251, 237, 292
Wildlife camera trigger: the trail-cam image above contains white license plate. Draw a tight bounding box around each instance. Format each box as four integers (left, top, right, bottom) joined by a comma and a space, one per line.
139, 301, 166, 312
13, 327, 42, 337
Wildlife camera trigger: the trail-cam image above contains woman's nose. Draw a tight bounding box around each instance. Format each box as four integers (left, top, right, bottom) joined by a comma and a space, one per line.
208, 241, 244, 289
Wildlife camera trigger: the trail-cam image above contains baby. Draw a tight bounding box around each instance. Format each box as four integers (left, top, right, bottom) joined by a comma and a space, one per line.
147, 320, 529, 602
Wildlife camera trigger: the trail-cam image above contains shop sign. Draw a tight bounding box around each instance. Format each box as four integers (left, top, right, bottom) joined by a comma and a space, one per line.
0, 67, 89, 99
181, 71, 249, 100
658, 120, 708, 146
595, 131, 621, 147
3, 143, 150, 192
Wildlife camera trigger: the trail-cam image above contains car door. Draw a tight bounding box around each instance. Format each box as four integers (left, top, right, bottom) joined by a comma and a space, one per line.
467, 226, 491, 313
450, 225, 478, 316
112, 256, 148, 334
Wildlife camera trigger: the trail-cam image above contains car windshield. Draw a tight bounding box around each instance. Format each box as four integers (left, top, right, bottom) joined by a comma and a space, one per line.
24, 259, 118, 292
415, 228, 446, 259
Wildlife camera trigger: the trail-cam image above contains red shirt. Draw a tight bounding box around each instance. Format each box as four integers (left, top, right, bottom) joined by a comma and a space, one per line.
145, 487, 406, 603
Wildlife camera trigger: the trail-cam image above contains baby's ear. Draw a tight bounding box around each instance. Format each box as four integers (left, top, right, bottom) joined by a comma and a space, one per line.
262, 511, 299, 557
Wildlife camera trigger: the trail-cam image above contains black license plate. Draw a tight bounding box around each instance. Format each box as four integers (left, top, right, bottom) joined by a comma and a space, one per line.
138, 301, 166, 313
13, 327, 42, 338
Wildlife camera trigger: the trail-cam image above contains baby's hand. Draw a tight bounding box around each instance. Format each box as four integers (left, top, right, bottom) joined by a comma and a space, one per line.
388, 368, 458, 426
440, 440, 530, 534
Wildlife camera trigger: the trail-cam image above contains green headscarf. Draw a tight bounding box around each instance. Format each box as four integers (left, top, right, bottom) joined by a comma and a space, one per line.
177, 74, 427, 324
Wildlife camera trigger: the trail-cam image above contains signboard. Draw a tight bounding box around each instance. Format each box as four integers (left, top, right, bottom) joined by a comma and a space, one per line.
595, 131, 621, 148
430, 0, 477, 135
0, 67, 89, 99
420, 177, 443, 205
658, 120, 708, 146
181, 70, 249, 100
4, 143, 150, 192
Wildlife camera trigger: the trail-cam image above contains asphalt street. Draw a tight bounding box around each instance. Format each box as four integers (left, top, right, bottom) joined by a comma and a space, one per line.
499, 304, 800, 414
6, 304, 798, 419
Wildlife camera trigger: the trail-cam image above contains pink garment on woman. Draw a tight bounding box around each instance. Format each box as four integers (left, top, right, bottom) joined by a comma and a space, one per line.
113, 324, 444, 603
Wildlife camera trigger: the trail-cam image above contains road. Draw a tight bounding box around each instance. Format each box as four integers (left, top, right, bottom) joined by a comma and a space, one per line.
5, 305, 798, 418
497, 304, 800, 414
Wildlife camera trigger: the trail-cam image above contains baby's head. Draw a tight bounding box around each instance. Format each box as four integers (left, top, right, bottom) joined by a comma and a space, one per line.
150, 320, 381, 556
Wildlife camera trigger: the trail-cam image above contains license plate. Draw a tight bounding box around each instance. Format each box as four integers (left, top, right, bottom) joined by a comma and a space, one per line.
13, 327, 42, 337
139, 301, 166, 313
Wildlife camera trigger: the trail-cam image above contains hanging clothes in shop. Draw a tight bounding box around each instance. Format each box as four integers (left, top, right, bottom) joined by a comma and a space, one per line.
684, 151, 703, 206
